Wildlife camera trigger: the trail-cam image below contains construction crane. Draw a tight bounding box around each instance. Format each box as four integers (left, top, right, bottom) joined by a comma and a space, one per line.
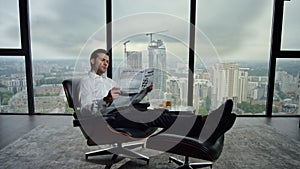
123, 40, 130, 54
146, 30, 168, 43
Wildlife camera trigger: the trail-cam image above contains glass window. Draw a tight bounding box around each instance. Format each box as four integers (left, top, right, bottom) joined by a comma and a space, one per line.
0, 0, 21, 48
195, 0, 273, 115
29, 0, 106, 113
112, 0, 190, 108
0, 56, 28, 113
282, 0, 300, 50
273, 58, 300, 116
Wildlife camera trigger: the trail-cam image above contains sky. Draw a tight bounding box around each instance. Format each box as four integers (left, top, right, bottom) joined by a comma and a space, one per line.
0, 0, 299, 64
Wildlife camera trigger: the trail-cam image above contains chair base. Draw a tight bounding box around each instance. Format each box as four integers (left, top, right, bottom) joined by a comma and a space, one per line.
169, 156, 213, 169
85, 142, 149, 164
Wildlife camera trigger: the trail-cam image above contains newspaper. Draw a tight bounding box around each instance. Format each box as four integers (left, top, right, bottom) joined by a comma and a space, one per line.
118, 68, 154, 94
110, 68, 154, 108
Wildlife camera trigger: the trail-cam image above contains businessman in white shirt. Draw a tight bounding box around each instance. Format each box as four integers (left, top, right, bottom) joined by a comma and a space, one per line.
74, 48, 234, 139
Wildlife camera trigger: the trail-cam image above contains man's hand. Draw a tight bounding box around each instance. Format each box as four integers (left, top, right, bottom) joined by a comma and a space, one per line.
110, 87, 121, 99
103, 87, 121, 105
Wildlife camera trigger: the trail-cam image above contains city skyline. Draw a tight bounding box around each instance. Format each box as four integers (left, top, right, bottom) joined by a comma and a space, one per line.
1, 53, 299, 115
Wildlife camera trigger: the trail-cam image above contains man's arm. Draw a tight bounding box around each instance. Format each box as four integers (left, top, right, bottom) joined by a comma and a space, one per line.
103, 87, 121, 105
76, 79, 108, 115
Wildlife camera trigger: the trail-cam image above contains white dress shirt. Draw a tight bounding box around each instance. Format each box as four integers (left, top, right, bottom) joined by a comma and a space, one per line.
75, 72, 148, 116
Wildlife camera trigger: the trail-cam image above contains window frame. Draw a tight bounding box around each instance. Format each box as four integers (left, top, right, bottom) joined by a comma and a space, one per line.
0, 0, 299, 117
0, 0, 34, 114
266, 0, 300, 117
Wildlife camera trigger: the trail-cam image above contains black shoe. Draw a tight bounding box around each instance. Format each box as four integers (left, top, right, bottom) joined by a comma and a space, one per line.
206, 113, 236, 143
208, 99, 233, 120
208, 99, 234, 142
199, 99, 234, 142
223, 99, 233, 117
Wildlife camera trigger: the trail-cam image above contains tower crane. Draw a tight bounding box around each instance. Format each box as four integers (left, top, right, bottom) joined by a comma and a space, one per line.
123, 40, 130, 54
146, 30, 168, 43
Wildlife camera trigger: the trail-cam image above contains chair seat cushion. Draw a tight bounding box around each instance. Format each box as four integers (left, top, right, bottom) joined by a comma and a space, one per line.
74, 120, 157, 137
146, 133, 224, 161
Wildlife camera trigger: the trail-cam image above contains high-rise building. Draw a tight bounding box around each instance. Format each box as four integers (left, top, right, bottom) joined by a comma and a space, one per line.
211, 63, 240, 109
248, 76, 268, 100
212, 63, 250, 110
126, 51, 142, 69
114, 51, 143, 89
166, 78, 181, 105
148, 40, 167, 98
276, 71, 298, 94
238, 68, 249, 103
194, 79, 212, 109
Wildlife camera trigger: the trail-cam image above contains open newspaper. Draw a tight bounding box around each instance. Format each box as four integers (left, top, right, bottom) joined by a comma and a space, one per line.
118, 68, 154, 94
110, 68, 154, 108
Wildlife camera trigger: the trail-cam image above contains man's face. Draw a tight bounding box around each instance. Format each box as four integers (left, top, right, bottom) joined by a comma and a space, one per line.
91, 53, 109, 75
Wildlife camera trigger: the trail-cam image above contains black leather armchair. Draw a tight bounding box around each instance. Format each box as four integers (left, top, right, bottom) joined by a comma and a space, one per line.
146, 100, 236, 169
62, 79, 157, 164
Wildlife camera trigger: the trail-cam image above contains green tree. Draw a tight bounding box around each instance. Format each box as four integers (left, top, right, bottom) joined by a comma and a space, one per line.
65, 102, 74, 113
13, 87, 17, 94
205, 96, 211, 112
238, 101, 265, 114
0, 91, 13, 105
275, 83, 286, 100
197, 107, 208, 116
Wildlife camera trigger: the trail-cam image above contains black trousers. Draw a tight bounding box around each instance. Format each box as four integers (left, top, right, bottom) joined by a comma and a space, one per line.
106, 107, 204, 138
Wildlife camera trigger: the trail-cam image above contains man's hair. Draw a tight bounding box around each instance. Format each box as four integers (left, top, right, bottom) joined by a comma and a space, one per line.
90, 49, 110, 68
90, 49, 110, 60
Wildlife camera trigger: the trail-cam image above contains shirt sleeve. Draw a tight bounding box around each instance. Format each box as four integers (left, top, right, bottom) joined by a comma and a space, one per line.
76, 78, 107, 116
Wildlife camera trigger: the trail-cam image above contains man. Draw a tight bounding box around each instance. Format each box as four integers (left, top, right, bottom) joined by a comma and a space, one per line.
75, 49, 153, 116
75, 48, 234, 139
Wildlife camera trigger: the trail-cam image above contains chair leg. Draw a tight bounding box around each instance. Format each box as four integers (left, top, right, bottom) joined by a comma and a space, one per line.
123, 142, 145, 149
189, 162, 213, 169
169, 156, 184, 166
85, 143, 149, 164
169, 156, 213, 169
112, 145, 150, 164
85, 147, 114, 160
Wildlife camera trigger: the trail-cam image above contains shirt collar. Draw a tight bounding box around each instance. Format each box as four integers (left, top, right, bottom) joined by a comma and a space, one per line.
88, 71, 107, 79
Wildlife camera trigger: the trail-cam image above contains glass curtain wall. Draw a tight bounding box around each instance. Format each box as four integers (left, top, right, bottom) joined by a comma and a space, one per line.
272, 0, 300, 116
0, 0, 21, 48
195, 0, 274, 115
112, 0, 190, 109
29, 0, 106, 113
2, 0, 299, 116
0, 0, 28, 113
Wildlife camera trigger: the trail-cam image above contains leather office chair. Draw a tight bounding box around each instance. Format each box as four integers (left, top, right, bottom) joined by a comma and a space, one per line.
62, 79, 157, 164
146, 100, 236, 169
